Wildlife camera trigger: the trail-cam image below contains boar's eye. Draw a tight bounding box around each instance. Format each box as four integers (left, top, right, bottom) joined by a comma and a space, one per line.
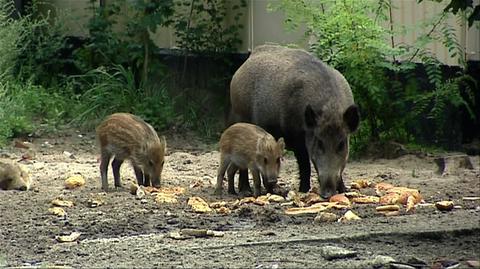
148, 160, 154, 167
264, 157, 268, 164
276, 158, 281, 165
337, 140, 346, 152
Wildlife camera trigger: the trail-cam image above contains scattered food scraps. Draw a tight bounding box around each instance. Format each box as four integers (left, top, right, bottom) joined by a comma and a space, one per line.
55, 232, 81, 243
51, 198, 74, 207
314, 212, 339, 223
338, 210, 361, 222
352, 196, 380, 204
64, 175, 85, 189
351, 179, 371, 189
284, 203, 327, 215
155, 192, 178, 204
188, 197, 212, 213
329, 194, 351, 206
48, 207, 66, 217
435, 201, 454, 211
376, 205, 401, 212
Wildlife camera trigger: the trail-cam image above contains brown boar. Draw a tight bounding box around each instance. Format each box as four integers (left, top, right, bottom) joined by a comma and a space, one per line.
229, 45, 360, 198
0, 161, 31, 191
96, 113, 166, 191
215, 123, 285, 197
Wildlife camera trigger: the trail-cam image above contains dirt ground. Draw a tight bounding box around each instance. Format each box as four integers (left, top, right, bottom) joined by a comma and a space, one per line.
0, 130, 479, 268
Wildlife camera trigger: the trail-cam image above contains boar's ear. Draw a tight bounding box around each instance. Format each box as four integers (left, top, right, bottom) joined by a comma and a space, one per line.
343, 105, 360, 132
305, 105, 322, 128
277, 137, 285, 152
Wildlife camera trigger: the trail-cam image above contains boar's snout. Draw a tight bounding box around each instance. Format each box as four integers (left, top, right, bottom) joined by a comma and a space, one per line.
151, 176, 161, 188
318, 175, 340, 199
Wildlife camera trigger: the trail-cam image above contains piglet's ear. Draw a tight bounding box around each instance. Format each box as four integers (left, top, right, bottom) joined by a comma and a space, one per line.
305, 105, 322, 129
277, 137, 285, 152
343, 105, 360, 133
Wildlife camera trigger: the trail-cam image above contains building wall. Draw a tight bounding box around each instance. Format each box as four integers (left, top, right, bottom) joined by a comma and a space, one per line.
44, 0, 479, 65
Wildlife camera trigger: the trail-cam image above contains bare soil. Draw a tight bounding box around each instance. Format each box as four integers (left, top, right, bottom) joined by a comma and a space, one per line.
0, 130, 479, 268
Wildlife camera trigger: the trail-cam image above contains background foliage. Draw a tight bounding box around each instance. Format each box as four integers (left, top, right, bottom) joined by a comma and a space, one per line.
271, 0, 477, 154
0, 0, 477, 154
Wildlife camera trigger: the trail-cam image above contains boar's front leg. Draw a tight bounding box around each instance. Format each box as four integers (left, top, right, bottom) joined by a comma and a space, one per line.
293, 140, 311, 193
237, 169, 252, 196
133, 165, 144, 186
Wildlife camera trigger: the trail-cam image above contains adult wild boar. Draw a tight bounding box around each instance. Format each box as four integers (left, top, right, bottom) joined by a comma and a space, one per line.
229, 45, 360, 198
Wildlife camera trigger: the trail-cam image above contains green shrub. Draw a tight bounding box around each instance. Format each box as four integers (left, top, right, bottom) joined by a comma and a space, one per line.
272, 0, 476, 152
72, 65, 175, 130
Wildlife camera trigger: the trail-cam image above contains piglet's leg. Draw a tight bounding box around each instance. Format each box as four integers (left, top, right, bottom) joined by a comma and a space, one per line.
111, 158, 124, 188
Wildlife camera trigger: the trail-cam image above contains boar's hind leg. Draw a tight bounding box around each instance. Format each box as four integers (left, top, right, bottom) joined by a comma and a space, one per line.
238, 169, 252, 195
293, 143, 311, 193
133, 165, 144, 186
226, 164, 238, 195
100, 153, 112, 191
111, 158, 124, 188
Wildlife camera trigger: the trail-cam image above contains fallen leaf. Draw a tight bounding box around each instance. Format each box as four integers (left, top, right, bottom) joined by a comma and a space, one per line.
155, 192, 178, 204
338, 210, 361, 222
314, 212, 339, 223
352, 196, 380, 204
435, 200, 454, 211
48, 207, 66, 217
64, 175, 86, 189
188, 197, 212, 213
55, 232, 81, 243
14, 140, 31, 149
329, 194, 351, 206
51, 198, 74, 207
